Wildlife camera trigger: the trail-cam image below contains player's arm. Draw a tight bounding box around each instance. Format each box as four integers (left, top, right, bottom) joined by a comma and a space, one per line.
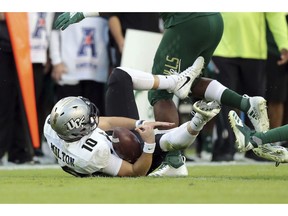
54, 12, 100, 30
109, 15, 125, 53
98, 116, 174, 131
265, 12, 288, 65
117, 125, 156, 176
98, 116, 138, 131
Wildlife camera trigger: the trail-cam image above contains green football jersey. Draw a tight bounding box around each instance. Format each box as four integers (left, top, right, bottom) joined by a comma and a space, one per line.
160, 12, 219, 29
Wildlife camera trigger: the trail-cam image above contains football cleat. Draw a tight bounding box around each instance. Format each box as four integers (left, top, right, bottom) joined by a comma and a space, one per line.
148, 156, 188, 177
171, 56, 204, 99
244, 95, 269, 132
228, 110, 257, 152
192, 100, 221, 123
252, 144, 288, 166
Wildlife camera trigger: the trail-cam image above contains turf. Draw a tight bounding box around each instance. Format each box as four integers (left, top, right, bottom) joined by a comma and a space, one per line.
0, 164, 288, 204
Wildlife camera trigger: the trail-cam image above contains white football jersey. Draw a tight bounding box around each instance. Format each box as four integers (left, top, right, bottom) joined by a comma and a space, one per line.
43, 116, 123, 177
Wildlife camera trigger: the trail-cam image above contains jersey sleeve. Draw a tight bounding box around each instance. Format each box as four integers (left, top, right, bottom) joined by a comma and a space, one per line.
101, 153, 123, 176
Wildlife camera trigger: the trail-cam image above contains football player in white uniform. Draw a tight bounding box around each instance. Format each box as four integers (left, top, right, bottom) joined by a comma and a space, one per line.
44, 58, 221, 177
44, 96, 174, 177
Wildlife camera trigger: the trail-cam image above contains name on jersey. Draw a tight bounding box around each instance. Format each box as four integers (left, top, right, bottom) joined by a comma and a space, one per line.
50, 143, 75, 166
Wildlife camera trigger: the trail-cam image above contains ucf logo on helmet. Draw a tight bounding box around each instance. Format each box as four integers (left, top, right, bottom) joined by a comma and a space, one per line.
66, 116, 86, 130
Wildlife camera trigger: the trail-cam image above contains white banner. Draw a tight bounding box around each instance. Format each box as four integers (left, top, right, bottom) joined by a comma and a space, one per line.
121, 29, 163, 121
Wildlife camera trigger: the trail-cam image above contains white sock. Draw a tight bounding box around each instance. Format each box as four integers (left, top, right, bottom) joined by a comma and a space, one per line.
159, 122, 197, 151
204, 80, 227, 104
190, 113, 206, 131
158, 75, 177, 91
118, 67, 154, 89
118, 67, 177, 90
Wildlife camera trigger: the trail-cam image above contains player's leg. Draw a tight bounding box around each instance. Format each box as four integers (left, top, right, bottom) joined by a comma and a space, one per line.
228, 110, 288, 165
148, 100, 221, 176
105, 68, 140, 119
149, 13, 223, 122
266, 52, 288, 129
105, 67, 198, 119
148, 13, 224, 176
117, 55, 204, 100
158, 100, 221, 151
192, 77, 269, 132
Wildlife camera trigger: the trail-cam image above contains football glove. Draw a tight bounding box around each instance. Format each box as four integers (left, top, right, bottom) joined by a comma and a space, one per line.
54, 12, 85, 30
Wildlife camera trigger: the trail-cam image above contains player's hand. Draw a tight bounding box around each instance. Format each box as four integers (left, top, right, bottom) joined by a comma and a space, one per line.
135, 125, 155, 144
277, 48, 288, 65
54, 12, 85, 30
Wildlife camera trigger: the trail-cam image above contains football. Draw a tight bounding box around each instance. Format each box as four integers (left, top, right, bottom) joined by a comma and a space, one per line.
112, 127, 142, 163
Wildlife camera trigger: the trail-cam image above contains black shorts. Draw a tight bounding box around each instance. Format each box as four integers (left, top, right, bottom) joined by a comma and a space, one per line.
266, 52, 288, 102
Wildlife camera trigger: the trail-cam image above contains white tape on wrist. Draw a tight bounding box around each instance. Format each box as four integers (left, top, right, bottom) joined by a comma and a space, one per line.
135, 120, 145, 127
143, 142, 156, 154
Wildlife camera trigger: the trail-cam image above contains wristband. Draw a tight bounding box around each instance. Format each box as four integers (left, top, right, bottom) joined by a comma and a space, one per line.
135, 120, 145, 127
143, 142, 156, 154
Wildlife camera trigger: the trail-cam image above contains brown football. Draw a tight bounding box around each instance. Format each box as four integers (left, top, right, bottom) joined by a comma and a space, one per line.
112, 127, 142, 163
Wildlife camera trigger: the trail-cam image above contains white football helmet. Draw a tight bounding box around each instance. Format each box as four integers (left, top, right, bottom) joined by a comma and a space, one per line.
49, 96, 99, 141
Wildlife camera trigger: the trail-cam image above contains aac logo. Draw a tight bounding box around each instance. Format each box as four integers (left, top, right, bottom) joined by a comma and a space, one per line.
66, 116, 85, 130
32, 12, 47, 38
78, 28, 96, 57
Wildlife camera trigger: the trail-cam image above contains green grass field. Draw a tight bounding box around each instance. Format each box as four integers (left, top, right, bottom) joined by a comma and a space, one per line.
0, 163, 288, 204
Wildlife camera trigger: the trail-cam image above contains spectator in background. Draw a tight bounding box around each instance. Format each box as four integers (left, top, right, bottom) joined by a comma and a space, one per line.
49, 13, 110, 116
212, 12, 288, 161
0, 13, 35, 164
102, 13, 161, 67
28, 12, 55, 157
265, 14, 288, 141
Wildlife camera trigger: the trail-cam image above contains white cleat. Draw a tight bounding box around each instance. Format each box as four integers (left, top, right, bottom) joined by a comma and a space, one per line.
192, 100, 221, 123
244, 95, 269, 132
228, 110, 256, 152
253, 144, 288, 166
148, 156, 188, 177
172, 56, 204, 99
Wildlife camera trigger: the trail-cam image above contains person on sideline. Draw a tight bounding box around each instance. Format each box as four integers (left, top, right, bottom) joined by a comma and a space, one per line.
29, 12, 55, 157
0, 13, 36, 165
50, 13, 110, 115
265, 14, 288, 133
212, 12, 288, 161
